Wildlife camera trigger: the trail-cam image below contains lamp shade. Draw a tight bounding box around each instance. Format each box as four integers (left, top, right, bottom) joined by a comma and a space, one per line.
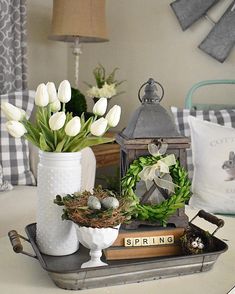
49, 0, 108, 43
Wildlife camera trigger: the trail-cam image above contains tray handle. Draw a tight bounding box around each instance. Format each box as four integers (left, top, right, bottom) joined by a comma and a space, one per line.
8, 230, 37, 259
189, 210, 224, 236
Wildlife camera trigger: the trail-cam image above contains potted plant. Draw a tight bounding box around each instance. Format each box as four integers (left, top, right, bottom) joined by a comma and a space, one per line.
54, 186, 133, 268
85, 64, 125, 105
1, 80, 122, 256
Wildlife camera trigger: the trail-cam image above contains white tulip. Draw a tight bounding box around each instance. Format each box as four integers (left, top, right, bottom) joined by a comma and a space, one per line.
90, 117, 108, 136
5, 121, 27, 138
93, 97, 107, 116
46, 82, 57, 103
49, 111, 66, 131
1, 102, 25, 121
105, 105, 121, 127
35, 83, 49, 107
65, 117, 81, 137
50, 99, 61, 112
58, 80, 71, 103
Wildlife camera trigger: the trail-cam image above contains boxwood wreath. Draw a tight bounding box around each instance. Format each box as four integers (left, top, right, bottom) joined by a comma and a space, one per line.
121, 154, 191, 226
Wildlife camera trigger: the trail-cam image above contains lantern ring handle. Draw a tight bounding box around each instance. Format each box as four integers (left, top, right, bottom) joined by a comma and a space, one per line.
138, 80, 164, 103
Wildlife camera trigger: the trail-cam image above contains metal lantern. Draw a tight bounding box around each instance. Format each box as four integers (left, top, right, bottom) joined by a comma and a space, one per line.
116, 78, 190, 228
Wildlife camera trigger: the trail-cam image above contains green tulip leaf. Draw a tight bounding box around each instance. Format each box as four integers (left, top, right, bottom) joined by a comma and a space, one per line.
55, 137, 68, 152
39, 133, 51, 151
24, 134, 40, 148
81, 116, 94, 133
66, 112, 73, 122
70, 136, 114, 152
22, 119, 40, 143
38, 121, 55, 149
80, 113, 86, 127
62, 130, 87, 152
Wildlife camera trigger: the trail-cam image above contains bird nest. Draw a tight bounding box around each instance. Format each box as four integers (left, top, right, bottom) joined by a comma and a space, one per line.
180, 226, 215, 255
54, 186, 133, 228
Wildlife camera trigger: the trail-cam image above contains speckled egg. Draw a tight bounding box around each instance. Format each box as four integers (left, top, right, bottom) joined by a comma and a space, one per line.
198, 242, 204, 250
87, 196, 101, 210
191, 241, 198, 248
195, 237, 202, 243
101, 197, 119, 209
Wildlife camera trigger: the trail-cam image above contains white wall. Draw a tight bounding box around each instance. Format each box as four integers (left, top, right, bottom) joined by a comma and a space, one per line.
27, 0, 68, 90
69, 0, 235, 131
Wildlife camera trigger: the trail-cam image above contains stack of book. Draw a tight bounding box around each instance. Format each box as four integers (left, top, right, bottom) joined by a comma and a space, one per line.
104, 226, 185, 260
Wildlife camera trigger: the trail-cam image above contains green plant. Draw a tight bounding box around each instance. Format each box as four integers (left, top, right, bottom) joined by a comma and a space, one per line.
121, 154, 191, 226
85, 64, 125, 99
93, 64, 124, 88
65, 87, 87, 117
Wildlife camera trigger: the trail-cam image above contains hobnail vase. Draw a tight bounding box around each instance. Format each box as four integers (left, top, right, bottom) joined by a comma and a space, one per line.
36, 151, 81, 256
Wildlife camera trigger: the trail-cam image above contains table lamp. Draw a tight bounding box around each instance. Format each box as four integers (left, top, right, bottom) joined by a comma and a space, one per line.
49, 0, 108, 89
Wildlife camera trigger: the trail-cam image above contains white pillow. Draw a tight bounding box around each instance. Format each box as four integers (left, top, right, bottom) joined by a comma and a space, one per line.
170, 106, 235, 180
188, 116, 235, 214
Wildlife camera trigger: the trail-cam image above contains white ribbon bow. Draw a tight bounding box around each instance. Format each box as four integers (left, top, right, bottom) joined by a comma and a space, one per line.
139, 143, 177, 193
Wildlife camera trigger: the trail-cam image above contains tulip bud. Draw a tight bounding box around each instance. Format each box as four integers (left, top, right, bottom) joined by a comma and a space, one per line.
90, 117, 108, 137
105, 105, 121, 127
46, 82, 57, 103
1, 102, 25, 121
5, 121, 27, 138
65, 117, 81, 137
50, 99, 61, 112
93, 97, 108, 116
35, 83, 49, 107
49, 111, 66, 131
58, 80, 71, 103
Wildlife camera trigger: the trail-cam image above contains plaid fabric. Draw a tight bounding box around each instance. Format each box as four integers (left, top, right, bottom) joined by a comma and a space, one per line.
0, 163, 13, 191
0, 91, 36, 185
171, 107, 235, 179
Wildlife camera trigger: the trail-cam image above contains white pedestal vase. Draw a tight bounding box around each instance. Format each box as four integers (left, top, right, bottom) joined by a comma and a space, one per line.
36, 151, 81, 256
75, 225, 120, 268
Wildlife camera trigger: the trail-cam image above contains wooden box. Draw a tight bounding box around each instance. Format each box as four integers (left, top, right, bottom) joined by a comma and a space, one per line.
104, 226, 185, 260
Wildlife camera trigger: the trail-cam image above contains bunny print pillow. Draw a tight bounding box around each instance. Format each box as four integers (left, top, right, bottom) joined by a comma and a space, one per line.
188, 116, 235, 214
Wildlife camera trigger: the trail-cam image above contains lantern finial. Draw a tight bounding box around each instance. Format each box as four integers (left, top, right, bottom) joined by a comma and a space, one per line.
138, 78, 164, 104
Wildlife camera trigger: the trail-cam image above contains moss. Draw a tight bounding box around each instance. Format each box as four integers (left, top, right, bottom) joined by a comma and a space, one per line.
65, 87, 87, 117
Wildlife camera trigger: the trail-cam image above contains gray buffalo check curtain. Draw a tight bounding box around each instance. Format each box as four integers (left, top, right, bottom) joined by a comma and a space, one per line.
0, 0, 28, 94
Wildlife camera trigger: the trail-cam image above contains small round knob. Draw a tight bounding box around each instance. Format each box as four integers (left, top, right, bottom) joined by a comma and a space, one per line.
138, 78, 164, 103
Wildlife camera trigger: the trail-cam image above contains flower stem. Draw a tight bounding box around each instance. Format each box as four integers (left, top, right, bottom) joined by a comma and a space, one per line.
48, 103, 51, 118
62, 135, 71, 151
41, 107, 48, 127
54, 131, 57, 147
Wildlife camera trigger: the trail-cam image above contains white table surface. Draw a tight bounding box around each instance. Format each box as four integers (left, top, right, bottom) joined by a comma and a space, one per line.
0, 207, 235, 294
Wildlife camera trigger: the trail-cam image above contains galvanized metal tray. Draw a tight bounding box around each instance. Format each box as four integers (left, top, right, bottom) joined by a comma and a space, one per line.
8, 210, 228, 291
